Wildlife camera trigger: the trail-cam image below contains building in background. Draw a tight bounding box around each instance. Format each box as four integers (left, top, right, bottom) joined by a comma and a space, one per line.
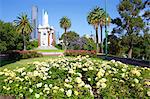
31, 5, 38, 39
38, 10, 55, 48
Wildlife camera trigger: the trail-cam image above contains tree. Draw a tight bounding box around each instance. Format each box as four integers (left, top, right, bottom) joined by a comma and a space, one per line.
60, 31, 79, 50
116, 0, 145, 58
60, 16, 71, 33
14, 13, 32, 50
87, 7, 100, 53
0, 20, 23, 52
99, 9, 111, 53
59, 16, 71, 50
87, 6, 111, 53
69, 36, 96, 50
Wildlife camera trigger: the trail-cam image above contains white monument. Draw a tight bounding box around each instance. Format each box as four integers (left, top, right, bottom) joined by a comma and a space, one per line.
38, 10, 55, 47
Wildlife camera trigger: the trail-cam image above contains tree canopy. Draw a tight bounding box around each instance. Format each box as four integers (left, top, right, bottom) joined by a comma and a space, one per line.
60, 16, 71, 33
14, 13, 32, 50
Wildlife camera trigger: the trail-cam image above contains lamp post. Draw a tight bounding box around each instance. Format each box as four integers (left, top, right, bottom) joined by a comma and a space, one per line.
105, 0, 108, 55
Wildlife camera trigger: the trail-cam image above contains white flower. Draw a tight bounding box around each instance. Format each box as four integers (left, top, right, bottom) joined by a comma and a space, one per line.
82, 68, 88, 71
53, 86, 59, 90
76, 72, 82, 77
35, 93, 40, 98
64, 83, 73, 88
121, 73, 125, 78
41, 67, 49, 72
9, 80, 13, 83
121, 68, 127, 72
101, 83, 107, 88
74, 90, 79, 96
33, 71, 39, 77
43, 76, 47, 80
36, 82, 42, 88
25, 76, 29, 80
39, 92, 43, 95
97, 69, 105, 78
0, 72, 4, 75
65, 79, 70, 83
86, 55, 89, 58
49, 84, 53, 88
21, 72, 26, 76
88, 78, 91, 81
66, 89, 72, 97
119, 80, 124, 83
3, 86, 7, 89
77, 64, 82, 68
111, 60, 115, 63
147, 91, 150, 96
49, 71, 52, 74
99, 78, 107, 83
85, 84, 91, 89
90, 89, 94, 96
59, 88, 64, 92
78, 81, 85, 87
44, 84, 48, 88
131, 84, 135, 87
6, 87, 10, 90
89, 67, 94, 70
29, 88, 33, 93
53, 90, 57, 93
134, 78, 139, 83
46, 91, 50, 94
16, 67, 25, 73
68, 69, 75, 74
96, 82, 100, 88
144, 81, 150, 86
75, 77, 82, 84
33, 61, 40, 65
131, 68, 141, 77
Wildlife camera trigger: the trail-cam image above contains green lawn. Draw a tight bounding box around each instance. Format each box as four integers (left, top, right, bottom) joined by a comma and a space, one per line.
35, 49, 64, 52
0, 56, 101, 71
0, 56, 58, 70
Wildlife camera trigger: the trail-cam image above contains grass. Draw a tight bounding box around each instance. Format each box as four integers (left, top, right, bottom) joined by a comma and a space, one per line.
0, 56, 102, 71
35, 49, 64, 52
0, 56, 58, 70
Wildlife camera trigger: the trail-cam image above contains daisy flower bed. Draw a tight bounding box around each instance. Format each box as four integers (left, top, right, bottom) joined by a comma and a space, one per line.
0, 56, 149, 98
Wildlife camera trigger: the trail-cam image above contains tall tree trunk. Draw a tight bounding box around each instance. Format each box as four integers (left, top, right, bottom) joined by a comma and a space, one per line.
22, 29, 26, 50
128, 47, 132, 58
95, 27, 99, 53
23, 32, 26, 50
128, 42, 133, 58
64, 28, 67, 34
64, 28, 67, 51
100, 25, 103, 53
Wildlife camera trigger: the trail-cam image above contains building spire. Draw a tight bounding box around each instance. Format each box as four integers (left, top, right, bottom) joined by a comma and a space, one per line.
42, 9, 49, 26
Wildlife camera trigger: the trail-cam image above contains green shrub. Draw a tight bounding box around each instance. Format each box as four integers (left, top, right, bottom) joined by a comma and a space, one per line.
15, 50, 42, 59
27, 40, 38, 50
55, 44, 62, 50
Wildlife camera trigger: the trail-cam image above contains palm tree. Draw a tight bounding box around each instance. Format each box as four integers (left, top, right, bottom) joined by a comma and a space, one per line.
99, 10, 111, 53
59, 16, 71, 50
14, 13, 32, 50
87, 7, 101, 53
60, 16, 71, 33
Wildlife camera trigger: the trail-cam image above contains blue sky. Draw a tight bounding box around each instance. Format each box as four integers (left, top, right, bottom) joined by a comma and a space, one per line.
0, 0, 120, 38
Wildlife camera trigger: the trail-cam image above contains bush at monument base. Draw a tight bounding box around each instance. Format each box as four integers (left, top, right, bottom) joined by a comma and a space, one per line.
0, 56, 149, 98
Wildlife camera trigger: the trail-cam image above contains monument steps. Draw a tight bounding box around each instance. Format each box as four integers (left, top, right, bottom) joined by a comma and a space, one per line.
35, 46, 58, 50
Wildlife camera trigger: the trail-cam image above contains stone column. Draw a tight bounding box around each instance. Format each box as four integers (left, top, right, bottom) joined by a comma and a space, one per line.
52, 33, 55, 46
48, 31, 50, 46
